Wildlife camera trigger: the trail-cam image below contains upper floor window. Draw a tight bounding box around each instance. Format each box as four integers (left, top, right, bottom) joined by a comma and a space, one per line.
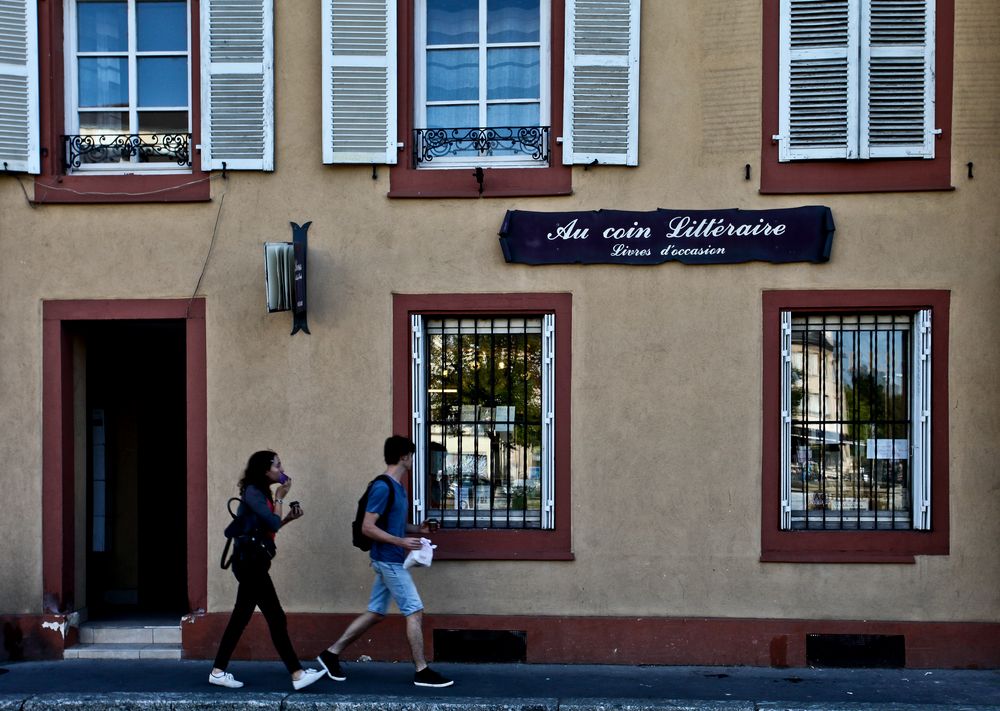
64, 0, 192, 173
322, 0, 640, 197
761, 0, 952, 193
776, 0, 935, 162
413, 0, 550, 168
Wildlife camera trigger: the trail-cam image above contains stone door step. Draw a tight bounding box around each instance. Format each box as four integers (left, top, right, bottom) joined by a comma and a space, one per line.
66, 620, 183, 660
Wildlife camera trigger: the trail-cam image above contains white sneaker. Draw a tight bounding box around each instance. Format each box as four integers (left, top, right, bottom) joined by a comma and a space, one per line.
208, 671, 244, 688
292, 667, 326, 691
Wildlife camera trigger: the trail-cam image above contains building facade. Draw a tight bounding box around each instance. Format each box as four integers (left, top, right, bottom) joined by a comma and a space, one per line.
1, 0, 998, 667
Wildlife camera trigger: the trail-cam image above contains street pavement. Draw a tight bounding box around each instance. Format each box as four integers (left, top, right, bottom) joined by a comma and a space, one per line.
1, 658, 998, 710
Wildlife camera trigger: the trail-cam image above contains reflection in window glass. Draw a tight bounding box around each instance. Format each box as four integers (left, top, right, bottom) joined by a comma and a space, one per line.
77, 1, 127, 52
79, 58, 128, 107
789, 314, 912, 530
138, 57, 188, 106
137, 0, 187, 52
424, 318, 543, 529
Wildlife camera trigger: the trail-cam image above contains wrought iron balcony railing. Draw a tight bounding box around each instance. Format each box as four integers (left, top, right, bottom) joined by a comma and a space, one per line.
63, 133, 192, 171
413, 126, 549, 165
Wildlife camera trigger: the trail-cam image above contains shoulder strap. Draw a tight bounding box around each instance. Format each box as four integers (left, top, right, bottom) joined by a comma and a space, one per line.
370, 474, 396, 529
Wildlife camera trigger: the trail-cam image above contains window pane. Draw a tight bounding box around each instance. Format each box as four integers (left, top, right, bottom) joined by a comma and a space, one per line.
137, 0, 187, 52
427, 105, 478, 129
77, 0, 127, 52
427, 49, 478, 102
138, 111, 189, 162
789, 314, 912, 530
137, 57, 188, 107
425, 318, 543, 529
487, 47, 539, 100
487, 102, 538, 127
488, 0, 539, 43
79, 111, 128, 133
79, 57, 128, 107
76, 111, 130, 164
427, 0, 478, 45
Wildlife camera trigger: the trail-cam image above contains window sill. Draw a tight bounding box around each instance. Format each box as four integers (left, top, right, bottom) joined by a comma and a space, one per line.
760, 156, 954, 194
389, 163, 572, 199
33, 172, 212, 204
431, 528, 574, 561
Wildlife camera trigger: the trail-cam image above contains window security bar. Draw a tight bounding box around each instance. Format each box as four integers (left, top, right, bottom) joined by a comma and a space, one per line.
413, 126, 550, 165
63, 133, 192, 170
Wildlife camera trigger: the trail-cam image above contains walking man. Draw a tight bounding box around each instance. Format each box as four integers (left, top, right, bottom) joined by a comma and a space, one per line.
317, 435, 453, 688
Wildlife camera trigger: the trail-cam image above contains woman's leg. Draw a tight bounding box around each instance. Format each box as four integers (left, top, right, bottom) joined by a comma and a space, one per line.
212, 564, 260, 671
254, 569, 303, 675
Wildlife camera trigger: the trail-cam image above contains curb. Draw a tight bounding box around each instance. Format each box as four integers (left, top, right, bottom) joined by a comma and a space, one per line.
3, 694, 1000, 711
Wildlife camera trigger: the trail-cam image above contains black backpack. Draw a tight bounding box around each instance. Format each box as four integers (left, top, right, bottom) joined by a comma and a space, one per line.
352, 474, 395, 551
221, 496, 276, 569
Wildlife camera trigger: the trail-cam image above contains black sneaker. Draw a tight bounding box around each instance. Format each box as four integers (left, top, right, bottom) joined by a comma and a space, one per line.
414, 666, 453, 688
317, 650, 346, 681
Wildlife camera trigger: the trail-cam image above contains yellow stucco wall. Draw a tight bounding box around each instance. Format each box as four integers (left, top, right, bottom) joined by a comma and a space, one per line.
1, 0, 998, 624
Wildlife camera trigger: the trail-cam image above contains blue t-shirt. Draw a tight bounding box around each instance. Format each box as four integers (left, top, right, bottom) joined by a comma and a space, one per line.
366, 476, 407, 564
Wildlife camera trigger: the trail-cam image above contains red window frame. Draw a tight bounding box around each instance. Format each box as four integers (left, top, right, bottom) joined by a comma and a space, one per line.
34, 0, 210, 204
760, 0, 954, 194
388, 0, 572, 199
393, 293, 573, 560
761, 290, 950, 563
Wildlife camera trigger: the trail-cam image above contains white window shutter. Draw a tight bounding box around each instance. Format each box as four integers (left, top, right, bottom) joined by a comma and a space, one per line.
860, 0, 935, 158
323, 0, 397, 165
200, 0, 274, 171
777, 0, 859, 161
562, 0, 640, 166
410, 315, 426, 523
779, 311, 793, 530
911, 309, 932, 530
541, 314, 556, 529
0, 0, 39, 174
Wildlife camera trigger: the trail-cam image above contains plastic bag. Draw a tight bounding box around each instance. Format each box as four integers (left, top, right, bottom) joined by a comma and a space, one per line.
403, 537, 436, 569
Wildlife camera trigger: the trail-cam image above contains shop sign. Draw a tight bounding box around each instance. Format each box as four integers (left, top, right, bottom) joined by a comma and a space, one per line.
499, 207, 834, 265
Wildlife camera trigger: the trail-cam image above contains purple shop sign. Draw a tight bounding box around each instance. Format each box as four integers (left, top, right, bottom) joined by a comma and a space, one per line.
499, 207, 835, 265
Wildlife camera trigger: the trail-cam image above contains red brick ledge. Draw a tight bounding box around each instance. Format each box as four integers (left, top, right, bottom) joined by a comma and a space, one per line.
180, 612, 999, 669
0, 614, 79, 662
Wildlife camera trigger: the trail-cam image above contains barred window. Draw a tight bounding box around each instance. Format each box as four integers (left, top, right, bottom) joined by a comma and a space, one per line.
411, 315, 555, 529
781, 312, 932, 531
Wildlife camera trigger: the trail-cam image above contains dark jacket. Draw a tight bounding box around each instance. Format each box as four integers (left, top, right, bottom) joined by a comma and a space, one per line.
226, 484, 282, 538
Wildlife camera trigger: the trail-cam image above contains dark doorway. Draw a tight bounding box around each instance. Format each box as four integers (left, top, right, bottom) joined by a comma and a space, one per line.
83, 320, 187, 618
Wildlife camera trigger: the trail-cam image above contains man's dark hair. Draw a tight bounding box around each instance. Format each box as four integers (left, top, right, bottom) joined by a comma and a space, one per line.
384, 435, 416, 465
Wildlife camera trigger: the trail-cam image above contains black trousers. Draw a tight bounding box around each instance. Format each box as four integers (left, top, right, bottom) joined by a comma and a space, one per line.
213, 560, 302, 674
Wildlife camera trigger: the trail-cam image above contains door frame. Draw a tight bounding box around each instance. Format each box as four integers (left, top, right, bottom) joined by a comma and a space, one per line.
42, 299, 207, 613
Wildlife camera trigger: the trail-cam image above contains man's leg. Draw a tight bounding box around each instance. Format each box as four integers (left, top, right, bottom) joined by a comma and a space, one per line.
327, 611, 384, 655
405, 610, 427, 670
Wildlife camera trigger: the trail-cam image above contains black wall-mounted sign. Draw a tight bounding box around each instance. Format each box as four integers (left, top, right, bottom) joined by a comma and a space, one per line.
499, 207, 834, 265
263, 221, 310, 335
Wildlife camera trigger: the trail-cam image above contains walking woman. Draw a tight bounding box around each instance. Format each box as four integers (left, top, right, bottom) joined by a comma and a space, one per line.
209, 450, 325, 691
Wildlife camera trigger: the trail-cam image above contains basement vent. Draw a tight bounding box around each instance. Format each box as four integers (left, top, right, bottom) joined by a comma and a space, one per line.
433, 629, 527, 663
806, 634, 905, 668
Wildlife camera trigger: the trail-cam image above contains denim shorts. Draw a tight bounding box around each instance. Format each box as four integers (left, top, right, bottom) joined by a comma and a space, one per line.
367, 560, 424, 616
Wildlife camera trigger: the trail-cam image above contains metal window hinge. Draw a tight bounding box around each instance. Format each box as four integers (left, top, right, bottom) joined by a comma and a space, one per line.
772, 134, 783, 142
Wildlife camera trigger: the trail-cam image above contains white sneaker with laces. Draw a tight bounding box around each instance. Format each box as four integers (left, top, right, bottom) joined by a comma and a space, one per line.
208, 671, 244, 688
292, 667, 326, 691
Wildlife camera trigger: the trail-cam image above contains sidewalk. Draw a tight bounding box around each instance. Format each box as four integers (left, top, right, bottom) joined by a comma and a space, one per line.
1, 659, 998, 710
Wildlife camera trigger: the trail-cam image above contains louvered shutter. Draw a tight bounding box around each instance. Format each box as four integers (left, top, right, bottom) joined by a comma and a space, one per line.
860, 0, 934, 158
0, 0, 39, 174
562, 0, 640, 166
323, 0, 397, 164
200, 0, 274, 171
777, 0, 859, 161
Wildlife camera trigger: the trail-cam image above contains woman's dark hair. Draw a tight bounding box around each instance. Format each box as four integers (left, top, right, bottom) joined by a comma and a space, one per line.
239, 450, 277, 500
